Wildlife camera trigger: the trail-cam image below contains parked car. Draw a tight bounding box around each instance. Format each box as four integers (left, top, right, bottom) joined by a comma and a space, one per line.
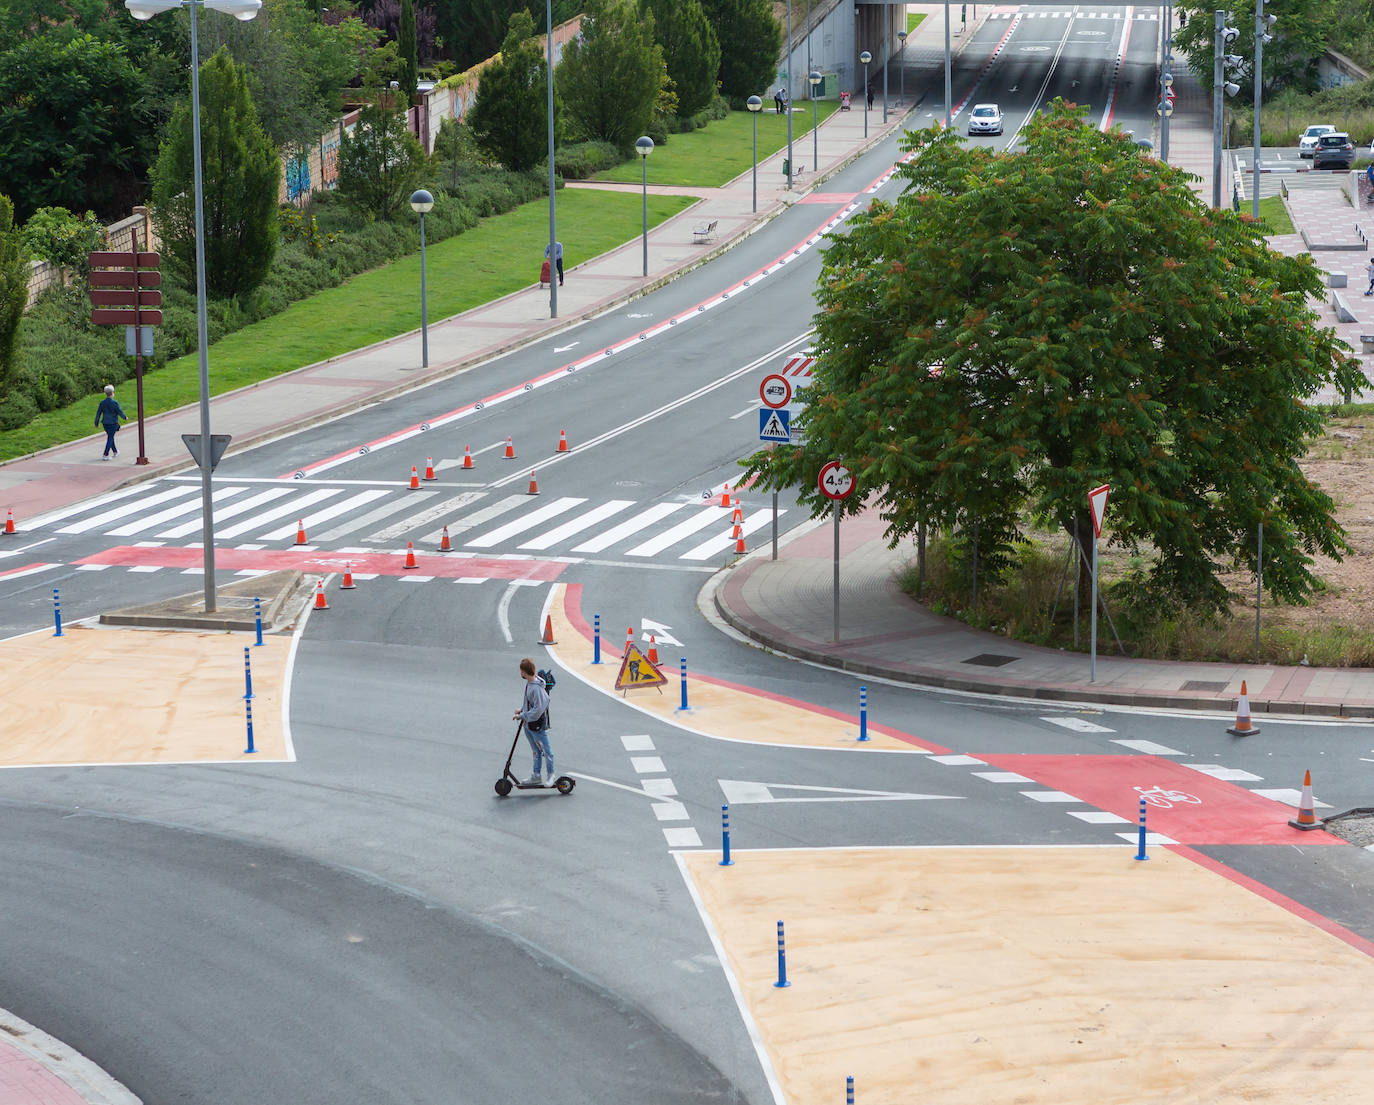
1298, 124, 1336, 158
968, 103, 1003, 136
1312, 132, 1356, 170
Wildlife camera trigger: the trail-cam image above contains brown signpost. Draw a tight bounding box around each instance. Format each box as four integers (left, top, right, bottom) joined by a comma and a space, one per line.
89, 240, 160, 465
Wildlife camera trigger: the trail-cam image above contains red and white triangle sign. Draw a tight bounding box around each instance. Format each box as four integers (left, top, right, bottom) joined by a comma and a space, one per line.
1088, 483, 1110, 537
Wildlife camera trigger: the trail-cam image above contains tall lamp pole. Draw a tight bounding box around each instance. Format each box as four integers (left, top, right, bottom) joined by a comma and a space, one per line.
1213, 12, 1241, 209
785, 0, 793, 190
409, 189, 432, 368
125, 0, 261, 615
747, 95, 762, 212
860, 50, 871, 138
1252, 0, 1277, 219
546, 0, 557, 318
809, 70, 821, 171
636, 136, 653, 277
897, 29, 907, 107
944, 0, 953, 126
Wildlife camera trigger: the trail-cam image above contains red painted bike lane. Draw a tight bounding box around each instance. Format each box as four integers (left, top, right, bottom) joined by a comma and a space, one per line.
978, 753, 1343, 846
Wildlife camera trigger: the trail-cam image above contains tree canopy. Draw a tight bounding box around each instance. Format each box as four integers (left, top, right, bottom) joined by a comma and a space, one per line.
557, 0, 665, 150
0, 194, 27, 390
700, 0, 780, 104
469, 10, 555, 173
335, 91, 429, 219
641, 0, 720, 118
1172, 0, 1330, 99
741, 102, 1366, 614
150, 47, 280, 300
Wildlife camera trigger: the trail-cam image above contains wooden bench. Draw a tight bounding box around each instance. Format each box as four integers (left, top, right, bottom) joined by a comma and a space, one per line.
692, 219, 718, 244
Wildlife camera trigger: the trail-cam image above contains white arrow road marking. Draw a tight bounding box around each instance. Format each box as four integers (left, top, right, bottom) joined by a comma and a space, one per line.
640, 618, 683, 646
718, 780, 962, 804
553, 342, 579, 352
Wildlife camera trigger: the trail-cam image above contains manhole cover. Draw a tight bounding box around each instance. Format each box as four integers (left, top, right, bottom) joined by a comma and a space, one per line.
962, 653, 1019, 668
1181, 680, 1229, 692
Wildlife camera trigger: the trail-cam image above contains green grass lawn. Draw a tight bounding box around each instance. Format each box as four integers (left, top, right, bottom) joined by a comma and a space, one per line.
1254, 194, 1295, 234
593, 102, 842, 188
0, 188, 694, 461
908, 11, 926, 32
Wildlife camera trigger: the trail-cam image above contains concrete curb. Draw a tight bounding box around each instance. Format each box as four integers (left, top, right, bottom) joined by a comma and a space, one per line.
0, 1010, 140, 1105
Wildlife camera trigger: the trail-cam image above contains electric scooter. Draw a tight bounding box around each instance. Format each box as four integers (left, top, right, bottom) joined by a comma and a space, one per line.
494, 719, 575, 797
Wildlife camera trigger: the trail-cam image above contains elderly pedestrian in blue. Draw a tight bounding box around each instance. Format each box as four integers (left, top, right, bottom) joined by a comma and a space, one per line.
94, 384, 128, 459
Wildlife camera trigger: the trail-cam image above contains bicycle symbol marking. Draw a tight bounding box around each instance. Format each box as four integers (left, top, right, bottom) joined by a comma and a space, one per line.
1134, 785, 1202, 809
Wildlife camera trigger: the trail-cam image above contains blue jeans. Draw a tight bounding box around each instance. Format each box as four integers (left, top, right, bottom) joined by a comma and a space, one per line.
523, 723, 554, 779
102, 424, 119, 455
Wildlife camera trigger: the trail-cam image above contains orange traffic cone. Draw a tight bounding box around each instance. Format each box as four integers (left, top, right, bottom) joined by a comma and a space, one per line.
313, 580, 329, 610
340, 563, 356, 590
625, 627, 635, 656
462, 445, 474, 469
1289, 770, 1323, 831
423, 457, 436, 481
735, 532, 747, 554
295, 519, 308, 545
719, 482, 731, 507
408, 465, 421, 490
528, 470, 540, 495
1227, 680, 1260, 736
732, 522, 743, 540
732, 503, 743, 525
647, 635, 659, 664
439, 525, 452, 551
540, 615, 557, 645
557, 429, 569, 452
503, 437, 516, 459
403, 541, 418, 570
3, 508, 14, 535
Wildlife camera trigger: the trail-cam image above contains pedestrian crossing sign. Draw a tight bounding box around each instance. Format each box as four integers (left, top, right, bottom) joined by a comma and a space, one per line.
758, 408, 791, 442
615, 643, 667, 693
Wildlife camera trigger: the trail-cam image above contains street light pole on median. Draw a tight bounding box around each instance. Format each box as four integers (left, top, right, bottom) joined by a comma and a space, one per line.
409, 189, 433, 367
636, 136, 653, 277
747, 95, 762, 212
809, 70, 821, 171
860, 50, 871, 139
125, 0, 261, 615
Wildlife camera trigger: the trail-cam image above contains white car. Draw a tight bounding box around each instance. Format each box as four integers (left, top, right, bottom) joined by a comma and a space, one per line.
1299, 124, 1336, 158
968, 103, 1004, 136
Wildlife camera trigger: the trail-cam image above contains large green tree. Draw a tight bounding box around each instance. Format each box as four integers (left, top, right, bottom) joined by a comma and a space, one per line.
434, 0, 579, 72
150, 47, 280, 300
0, 32, 155, 222
1172, 0, 1330, 99
700, 0, 780, 103
741, 102, 1366, 614
468, 10, 554, 173
335, 92, 428, 218
0, 195, 27, 391
641, 0, 720, 118
557, 0, 664, 149
397, 0, 419, 101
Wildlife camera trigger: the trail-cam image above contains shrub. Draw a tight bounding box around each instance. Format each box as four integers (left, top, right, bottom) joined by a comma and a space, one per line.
553, 141, 626, 179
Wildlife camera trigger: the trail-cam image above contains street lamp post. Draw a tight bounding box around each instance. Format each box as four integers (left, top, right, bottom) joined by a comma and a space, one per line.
125, 0, 260, 616
1252, 0, 1277, 219
809, 70, 821, 171
785, 0, 793, 190
546, 0, 557, 318
860, 50, 871, 139
897, 29, 908, 107
636, 136, 653, 277
747, 95, 762, 212
944, 0, 953, 127
409, 189, 433, 368
1213, 13, 1241, 209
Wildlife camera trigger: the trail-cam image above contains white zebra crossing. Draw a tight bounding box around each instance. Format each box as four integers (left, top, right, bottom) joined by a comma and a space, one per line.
41, 482, 787, 563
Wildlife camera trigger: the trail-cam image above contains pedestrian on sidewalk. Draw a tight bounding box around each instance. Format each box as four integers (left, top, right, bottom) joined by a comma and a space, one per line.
866, 83, 874, 110
545, 240, 564, 286
512, 657, 555, 785
1365, 256, 1374, 296
774, 89, 784, 114
1365, 161, 1373, 201
93, 384, 127, 459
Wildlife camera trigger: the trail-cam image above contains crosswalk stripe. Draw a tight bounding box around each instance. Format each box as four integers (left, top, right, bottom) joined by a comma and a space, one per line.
108, 486, 247, 538
571, 501, 688, 553
626, 506, 725, 557
465, 497, 587, 548
317, 490, 450, 543
441, 493, 526, 537
30, 484, 150, 529
256, 489, 391, 541
518, 500, 635, 550
158, 486, 296, 538
680, 508, 782, 560
58, 486, 198, 534
216, 487, 344, 539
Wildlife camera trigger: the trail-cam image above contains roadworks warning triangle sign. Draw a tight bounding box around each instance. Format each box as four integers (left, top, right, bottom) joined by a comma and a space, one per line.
616, 642, 668, 693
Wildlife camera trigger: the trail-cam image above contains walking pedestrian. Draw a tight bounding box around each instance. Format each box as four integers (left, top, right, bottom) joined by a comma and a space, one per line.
512, 657, 555, 785
866, 83, 874, 110
94, 384, 127, 459
544, 240, 564, 287
1365, 256, 1374, 296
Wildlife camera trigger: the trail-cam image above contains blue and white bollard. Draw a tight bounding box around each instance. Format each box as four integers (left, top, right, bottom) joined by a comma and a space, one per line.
243, 647, 255, 701
253, 596, 263, 646
858, 685, 868, 742
1134, 796, 1150, 861
846, 1075, 854, 1104
593, 614, 601, 664
678, 656, 688, 711
720, 805, 733, 867
774, 920, 790, 988
52, 588, 63, 638
244, 698, 256, 754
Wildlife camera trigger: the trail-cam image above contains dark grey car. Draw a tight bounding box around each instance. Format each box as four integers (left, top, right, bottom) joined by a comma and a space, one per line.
1312, 132, 1356, 170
